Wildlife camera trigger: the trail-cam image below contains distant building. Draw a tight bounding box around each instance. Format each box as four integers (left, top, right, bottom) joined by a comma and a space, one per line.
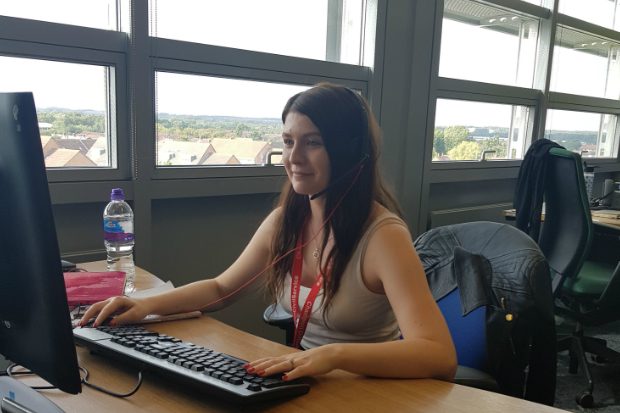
86, 137, 109, 166
157, 139, 214, 165
202, 153, 241, 165
51, 136, 97, 154
40, 135, 59, 157
45, 149, 97, 167
209, 137, 272, 164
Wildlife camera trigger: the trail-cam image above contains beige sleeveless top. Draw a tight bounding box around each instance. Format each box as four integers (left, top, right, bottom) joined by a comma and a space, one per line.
279, 211, 404, 349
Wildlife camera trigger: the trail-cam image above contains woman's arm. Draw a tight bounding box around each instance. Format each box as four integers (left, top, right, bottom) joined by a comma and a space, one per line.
80, 208, 281, 327
247, 221, 457, 381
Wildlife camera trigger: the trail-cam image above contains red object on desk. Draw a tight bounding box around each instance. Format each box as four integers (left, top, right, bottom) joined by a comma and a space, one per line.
63, 271, 126, 306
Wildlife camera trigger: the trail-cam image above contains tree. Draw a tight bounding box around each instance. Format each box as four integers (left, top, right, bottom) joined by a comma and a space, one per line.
443, 126, 469, 153
480, 137, 507, 158
433, 128, 446, 156
447, 141, 481, 160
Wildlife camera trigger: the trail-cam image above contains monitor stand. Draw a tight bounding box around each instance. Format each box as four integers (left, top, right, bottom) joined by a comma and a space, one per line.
0, 376, 65, 413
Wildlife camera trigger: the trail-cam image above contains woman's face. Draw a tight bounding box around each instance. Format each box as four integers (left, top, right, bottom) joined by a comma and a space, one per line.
282, 111, 331, 197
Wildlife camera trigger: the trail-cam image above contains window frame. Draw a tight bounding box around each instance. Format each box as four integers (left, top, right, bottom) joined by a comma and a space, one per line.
149, 47, 370, 180
0, 15, 131, 182
428, 0, 620, 173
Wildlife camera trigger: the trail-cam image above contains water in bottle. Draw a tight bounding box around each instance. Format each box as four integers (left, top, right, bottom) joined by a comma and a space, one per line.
103, 188, 135, 294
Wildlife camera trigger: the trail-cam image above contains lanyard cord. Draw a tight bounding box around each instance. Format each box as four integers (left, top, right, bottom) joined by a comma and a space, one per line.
199, 163, 365, 311
290, 232, 325, 349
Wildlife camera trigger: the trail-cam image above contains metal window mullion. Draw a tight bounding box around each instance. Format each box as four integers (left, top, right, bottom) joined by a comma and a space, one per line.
557, 14, 620, 45
0, 15, 127, 53
150, 38, 369, 82
129, 0, 154, 268
548, 92, 620, 113
326, 0, 344, 62
532, 0, 558, 139
479, 0, 551, 19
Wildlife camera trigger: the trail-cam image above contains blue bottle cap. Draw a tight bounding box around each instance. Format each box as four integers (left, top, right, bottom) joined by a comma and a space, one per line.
110, 188, 125, 201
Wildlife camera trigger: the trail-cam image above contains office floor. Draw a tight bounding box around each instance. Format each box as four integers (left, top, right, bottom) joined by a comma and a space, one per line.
555, 320, 620, 412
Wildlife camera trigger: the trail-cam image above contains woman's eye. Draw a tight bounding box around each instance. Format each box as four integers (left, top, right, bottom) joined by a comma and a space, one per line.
307, 139, 323, 146
283, 139, 294, 147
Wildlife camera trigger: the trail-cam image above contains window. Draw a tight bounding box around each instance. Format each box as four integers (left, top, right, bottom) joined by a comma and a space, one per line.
433, 99, 531, 161
0, 0, 124, 31
0, 56, 114, 168
433, 0, 542, 164
150, 0, 367, 64
155, 73, 309, 167
433, 0, 620, 164
551, 26, 620, 99
559, 0, 620, 31
440, 0, 539, 88
545, 109, 618, 159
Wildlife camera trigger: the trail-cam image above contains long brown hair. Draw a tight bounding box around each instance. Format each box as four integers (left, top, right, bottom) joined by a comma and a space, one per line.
266, 83, 402, 314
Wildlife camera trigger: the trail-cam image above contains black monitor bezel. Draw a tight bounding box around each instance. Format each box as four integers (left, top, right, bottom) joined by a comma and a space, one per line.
0, 92, 81, 394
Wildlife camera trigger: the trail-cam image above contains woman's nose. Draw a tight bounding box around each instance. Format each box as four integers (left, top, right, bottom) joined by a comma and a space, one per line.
287, 143, 305, 164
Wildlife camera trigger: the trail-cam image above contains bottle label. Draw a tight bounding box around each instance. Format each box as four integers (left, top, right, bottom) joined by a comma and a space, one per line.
104, 218, 134, 242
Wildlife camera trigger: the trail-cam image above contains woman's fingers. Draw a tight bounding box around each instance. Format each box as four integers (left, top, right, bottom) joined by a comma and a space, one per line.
245, 356, 304, 378
78, 296, 135, 327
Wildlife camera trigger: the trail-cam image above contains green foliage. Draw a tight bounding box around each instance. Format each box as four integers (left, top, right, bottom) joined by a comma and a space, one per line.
443, 126, 470, 153
480, 137, 507, 158
433, 128, 446, 156
38, 110, 105, 135
155, 113, 281, 142
37, 109, 283, 143
448, 141, 481, 160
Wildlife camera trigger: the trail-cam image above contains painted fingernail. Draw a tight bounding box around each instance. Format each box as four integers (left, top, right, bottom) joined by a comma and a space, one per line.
257, 370, 265, 376
246, 367, 255, 373
282, 374, 289, 381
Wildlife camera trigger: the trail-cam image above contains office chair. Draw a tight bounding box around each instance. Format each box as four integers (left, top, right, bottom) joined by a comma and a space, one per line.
414, 221, 555, 405
536, 147, 620, 408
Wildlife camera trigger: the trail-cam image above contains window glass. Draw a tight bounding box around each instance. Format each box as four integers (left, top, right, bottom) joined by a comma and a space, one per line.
440, 0, 539, 87
551, 26, 620, 99
433, 99, 531, 161
559, 0, 620, 31
0, 56, 112, 168
150, 0, 366, 65
0, 0, 121, 31
155, 73, 310, 166
545, 109, 618, 158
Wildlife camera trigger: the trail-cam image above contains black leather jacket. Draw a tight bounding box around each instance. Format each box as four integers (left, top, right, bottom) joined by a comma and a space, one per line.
414, 221, 556, 406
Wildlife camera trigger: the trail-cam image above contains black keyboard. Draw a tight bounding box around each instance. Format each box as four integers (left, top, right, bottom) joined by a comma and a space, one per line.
73, 325, 310, 404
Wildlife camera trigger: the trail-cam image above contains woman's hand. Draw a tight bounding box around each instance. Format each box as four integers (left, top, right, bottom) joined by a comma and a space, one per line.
78, 296, 151, 327
245, 344, 340, 381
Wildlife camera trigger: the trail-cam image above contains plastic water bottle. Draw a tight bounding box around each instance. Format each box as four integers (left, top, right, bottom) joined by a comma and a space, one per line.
103, 188, 135, 294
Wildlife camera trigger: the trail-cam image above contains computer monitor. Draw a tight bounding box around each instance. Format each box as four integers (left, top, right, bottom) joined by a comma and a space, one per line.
0, 93, 82, 406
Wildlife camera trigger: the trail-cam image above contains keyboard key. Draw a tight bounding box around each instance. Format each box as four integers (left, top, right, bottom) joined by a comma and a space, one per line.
247, 383, 262, 392
262, 379, 284, 388
229, 377, 243, 385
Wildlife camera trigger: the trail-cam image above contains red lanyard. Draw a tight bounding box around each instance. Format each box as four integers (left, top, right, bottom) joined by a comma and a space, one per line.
290, 235, 324, 349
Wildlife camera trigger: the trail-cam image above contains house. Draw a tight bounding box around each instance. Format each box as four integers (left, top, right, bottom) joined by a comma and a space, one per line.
44, 149, 97, 167
209, 138, 272, 164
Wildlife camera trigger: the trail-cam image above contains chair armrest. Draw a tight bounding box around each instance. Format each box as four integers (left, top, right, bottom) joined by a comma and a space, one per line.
263, 303, 294, 328
263, 303, 294, 347
453, 365, 499, 392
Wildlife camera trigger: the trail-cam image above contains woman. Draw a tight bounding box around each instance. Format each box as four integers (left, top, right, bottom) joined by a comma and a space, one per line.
80, 83, 456, 382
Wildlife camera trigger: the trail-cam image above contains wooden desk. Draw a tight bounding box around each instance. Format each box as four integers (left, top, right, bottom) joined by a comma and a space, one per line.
503, 208, 620, 230
39, 263, 568, 412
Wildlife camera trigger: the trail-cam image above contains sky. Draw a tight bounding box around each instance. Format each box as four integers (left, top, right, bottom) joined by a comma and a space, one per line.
0, 0, 618, 131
